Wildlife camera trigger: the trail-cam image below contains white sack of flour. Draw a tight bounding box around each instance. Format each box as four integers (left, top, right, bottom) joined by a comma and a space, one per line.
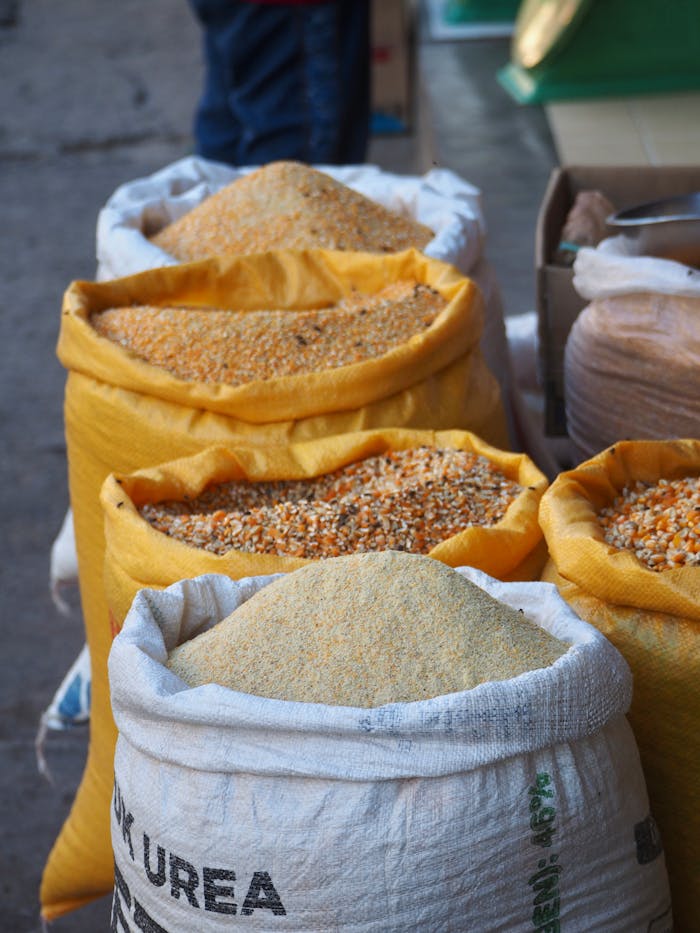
108, 567, 672, 932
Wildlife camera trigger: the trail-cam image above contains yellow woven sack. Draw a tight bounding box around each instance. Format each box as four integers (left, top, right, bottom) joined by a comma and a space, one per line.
538, 439, 700, 931
43, 249, 508, 920
102, 428, 549, 628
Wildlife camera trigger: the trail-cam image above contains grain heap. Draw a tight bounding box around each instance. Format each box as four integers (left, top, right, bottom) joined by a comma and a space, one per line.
149, 161, 434, 261
139, 446, 523, 558
167, 551, 568, 706
90, 281, 445, 385
598, 475, 700, 571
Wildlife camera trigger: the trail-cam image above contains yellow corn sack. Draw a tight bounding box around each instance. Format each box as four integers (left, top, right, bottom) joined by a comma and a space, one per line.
102, 428, 549, 628
538, 439, 700, 931
43, 249, 508, 920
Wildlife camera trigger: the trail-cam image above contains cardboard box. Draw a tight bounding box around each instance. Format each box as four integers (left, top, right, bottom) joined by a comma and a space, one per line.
536, 164, 700, 436
371, 0, 413, 134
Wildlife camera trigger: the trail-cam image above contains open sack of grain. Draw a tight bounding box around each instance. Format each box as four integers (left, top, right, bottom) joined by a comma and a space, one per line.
107, 556, 672, 931
539, 439, 700, 930
42, 253, 509, 921
47, 157, 513, 620
94, 157, 512, 409
102, 429, 549, 631
48, 428, 546, 919
565, 239, 700, 462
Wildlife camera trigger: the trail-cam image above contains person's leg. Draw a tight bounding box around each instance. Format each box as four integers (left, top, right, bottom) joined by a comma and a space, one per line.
188, 0, 370, 167
189, 1, 310, 165
189, 0, 244, 163
193, 18, 244, 163
299, 3, 341, 164
335, 0, 371, 164
301, 0, 370, 165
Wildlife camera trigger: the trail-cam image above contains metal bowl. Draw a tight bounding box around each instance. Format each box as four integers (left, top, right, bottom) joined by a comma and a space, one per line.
606, 192, 700, 266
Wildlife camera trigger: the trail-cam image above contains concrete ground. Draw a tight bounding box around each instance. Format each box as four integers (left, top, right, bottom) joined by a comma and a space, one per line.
0, 2, 557, 930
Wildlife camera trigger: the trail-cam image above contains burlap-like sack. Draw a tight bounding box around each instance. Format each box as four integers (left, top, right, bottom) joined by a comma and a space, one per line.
564, 292, 700, 461
538, 439, 700, 930
41, 248, 508, 920
102, 428, 549, 630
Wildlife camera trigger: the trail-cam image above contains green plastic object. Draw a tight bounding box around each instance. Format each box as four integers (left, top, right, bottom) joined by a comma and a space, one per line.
498, 0, 700, 103
443, 0, 520, 25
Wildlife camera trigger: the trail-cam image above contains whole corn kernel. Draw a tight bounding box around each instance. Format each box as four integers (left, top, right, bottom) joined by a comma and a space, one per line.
598, 475, 700, 571
139, 447, 523, 558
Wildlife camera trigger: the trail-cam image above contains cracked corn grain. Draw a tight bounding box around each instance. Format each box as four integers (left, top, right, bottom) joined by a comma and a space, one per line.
149, 161, 434, 262
166, 551, 568, 706
598, 475, 700, 571
90, 281, 445, 385
139, 447, 522, 558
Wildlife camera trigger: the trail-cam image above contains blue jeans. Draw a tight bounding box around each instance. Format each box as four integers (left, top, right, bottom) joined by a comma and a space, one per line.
189, 0, 370, 166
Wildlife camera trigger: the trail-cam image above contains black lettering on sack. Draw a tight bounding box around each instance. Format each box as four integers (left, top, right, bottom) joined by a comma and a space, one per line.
169, 853, 200, 907
111, 895, 132, 933
134, 899, 171, 933
122, 811, 135, 860
114, 782, 123, 822
203, 867, 237, 915
114, 860, 132, 908
112, 861, 132, 933
113, 779, 135, 860
635, 814, 664, 865
143, 833, 167, 887
240, 871, 287, 916
112, 857, 173, 932
114, 798, 286, 922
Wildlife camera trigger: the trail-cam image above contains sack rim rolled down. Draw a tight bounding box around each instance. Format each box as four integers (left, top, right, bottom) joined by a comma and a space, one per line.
96, 157, 488, 280
108, 567, 632, 781
57, 248, 483, 424
538, 438, 700, 619
101, 428, 549, 588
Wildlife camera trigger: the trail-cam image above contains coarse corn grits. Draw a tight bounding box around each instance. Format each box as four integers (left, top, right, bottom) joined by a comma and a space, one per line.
149, 160, 434, 262
598, 475, 700, 571
139, 447, 523, 558
90, 281, 445, 385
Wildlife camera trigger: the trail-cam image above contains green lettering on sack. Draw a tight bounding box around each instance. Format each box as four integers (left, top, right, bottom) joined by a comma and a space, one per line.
531, 826, 556, 848
530, 806, 556, 831
533, 898, 560, 925
525, 773, 562, 929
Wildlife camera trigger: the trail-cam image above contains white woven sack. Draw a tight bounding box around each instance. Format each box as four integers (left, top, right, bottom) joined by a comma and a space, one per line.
95, 157, 486, 280
94, 156, 511, 402
573, 235, 700, 302
49, 506, 78, 615
108, 568, 672, 932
